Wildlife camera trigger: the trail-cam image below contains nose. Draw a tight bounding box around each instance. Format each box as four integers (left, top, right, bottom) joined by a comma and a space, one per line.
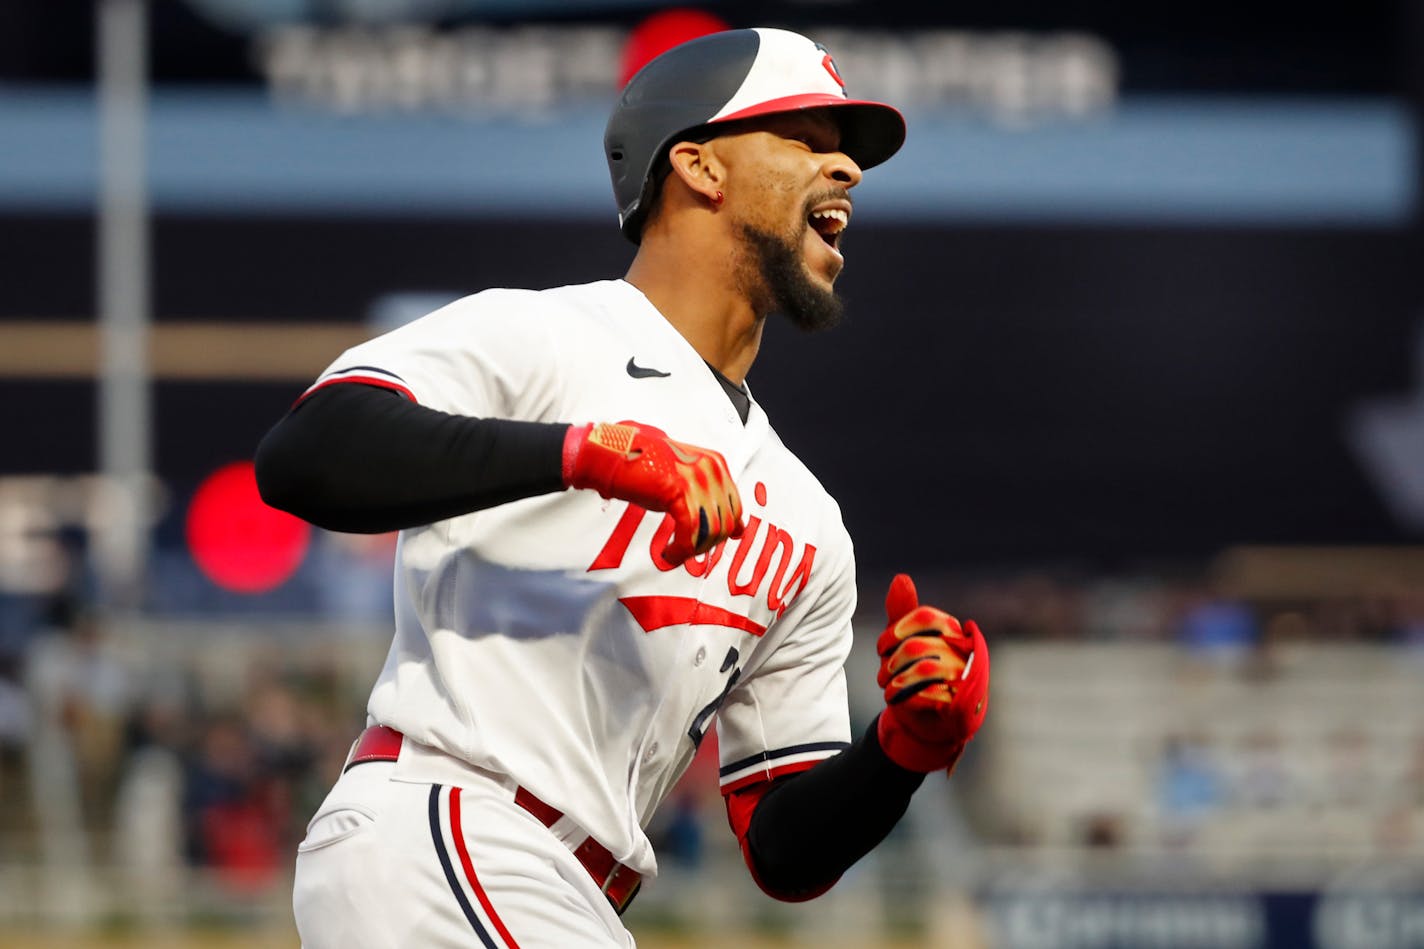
824, 151, 863, 189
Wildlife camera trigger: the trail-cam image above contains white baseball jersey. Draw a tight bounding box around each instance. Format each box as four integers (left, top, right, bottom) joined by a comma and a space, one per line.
302, 278, 856, 878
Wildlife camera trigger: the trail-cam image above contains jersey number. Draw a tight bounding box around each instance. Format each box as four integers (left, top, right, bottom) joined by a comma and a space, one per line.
688, 647, 741, 748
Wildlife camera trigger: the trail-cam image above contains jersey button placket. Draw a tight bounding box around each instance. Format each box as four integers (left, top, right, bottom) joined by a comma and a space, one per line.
693, 646, 707, 667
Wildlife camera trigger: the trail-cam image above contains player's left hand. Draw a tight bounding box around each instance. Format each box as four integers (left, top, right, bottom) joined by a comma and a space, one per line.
563, 420, 745, 565
875, 573, 989, 773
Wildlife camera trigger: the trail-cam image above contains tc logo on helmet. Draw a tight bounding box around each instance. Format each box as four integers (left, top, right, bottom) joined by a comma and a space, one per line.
815, 45, 846, 90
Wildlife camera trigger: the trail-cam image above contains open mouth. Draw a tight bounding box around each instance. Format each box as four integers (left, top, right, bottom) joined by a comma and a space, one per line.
807, 204, 850, 250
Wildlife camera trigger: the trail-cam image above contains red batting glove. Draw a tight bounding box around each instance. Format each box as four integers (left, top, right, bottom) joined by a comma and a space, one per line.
875, 573, 990, 773
563, 421, 745, 565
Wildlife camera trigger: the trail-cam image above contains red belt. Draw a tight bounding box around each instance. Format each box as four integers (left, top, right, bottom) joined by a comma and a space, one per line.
346, 725, 642, 915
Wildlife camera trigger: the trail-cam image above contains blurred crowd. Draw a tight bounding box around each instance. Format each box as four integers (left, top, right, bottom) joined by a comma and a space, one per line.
0, 537, 1421, 913
0, 595, 359, 906
938, 557, 1424, 874
915, 561, 1424, 649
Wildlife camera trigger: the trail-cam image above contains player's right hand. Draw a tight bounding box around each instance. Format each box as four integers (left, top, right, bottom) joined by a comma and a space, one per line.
563, 421, 745, 565
875, 573, 990, 773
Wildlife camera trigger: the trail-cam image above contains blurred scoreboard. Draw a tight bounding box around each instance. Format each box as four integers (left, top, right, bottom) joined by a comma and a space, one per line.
0, 1, 1405, 94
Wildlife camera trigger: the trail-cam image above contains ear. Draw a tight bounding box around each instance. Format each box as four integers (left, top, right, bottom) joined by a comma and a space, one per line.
665, 140, 724, 206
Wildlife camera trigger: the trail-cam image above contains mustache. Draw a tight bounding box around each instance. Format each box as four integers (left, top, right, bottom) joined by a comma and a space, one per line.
802, 188, 853, 217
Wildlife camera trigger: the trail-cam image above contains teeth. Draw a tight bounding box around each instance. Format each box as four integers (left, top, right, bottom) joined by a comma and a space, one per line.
809, 208, 849, 233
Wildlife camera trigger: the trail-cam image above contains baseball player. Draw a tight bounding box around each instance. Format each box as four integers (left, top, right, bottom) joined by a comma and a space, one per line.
256, 27, 989, 948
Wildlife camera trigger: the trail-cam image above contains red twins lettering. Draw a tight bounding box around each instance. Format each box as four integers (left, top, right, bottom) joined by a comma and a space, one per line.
587, 481, 816, 633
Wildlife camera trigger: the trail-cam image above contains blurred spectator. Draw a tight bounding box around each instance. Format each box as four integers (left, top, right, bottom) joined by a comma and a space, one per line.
1175, 591, 1258, 665
0, 652, 30, 752
183, 714, 284, 893
1234, 727, 1296, 810
113, 694, 188, 910
245, 674, 322, 852
1157, 732, 1226, 847
0, 593, 45, 658
1081, 811, 1126, 849
0, 652, 32, 843
26, 596, 132, 840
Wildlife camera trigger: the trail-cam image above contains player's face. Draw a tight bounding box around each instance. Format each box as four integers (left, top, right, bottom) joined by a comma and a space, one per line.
715, 111, 864, 332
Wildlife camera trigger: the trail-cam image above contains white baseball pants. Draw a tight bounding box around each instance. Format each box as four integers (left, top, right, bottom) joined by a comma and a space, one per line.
293, 759, 637, 948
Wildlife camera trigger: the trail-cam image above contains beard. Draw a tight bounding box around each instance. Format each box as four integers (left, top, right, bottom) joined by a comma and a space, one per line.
733, 219, 844, 333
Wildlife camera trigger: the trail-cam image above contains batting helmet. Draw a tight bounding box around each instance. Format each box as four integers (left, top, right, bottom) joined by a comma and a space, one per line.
605, 28, 906, 244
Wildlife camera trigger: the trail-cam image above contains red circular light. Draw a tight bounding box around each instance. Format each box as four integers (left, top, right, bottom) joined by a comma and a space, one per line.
619, 9, 732, 87
186, 461, 310, 594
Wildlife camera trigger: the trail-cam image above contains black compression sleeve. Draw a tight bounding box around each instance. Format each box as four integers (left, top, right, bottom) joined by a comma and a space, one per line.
745, 714, 926, 896
254, 383, 569, 533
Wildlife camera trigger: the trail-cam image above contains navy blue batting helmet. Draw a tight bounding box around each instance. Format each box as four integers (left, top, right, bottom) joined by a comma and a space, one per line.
604, 28, 906, 243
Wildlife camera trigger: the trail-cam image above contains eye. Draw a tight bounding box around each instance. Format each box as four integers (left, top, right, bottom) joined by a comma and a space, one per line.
786, 129, 838, 153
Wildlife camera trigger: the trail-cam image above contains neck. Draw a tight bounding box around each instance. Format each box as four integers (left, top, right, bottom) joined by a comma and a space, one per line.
625, 230, 764, 386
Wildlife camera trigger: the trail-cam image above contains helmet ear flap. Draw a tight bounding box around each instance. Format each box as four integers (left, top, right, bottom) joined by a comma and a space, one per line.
616, 127, 717, 244
622, 183, 653, 245
612, 146, 666, 245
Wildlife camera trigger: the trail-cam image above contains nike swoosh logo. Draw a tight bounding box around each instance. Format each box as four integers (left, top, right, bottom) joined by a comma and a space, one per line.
626, 358, 671, 379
